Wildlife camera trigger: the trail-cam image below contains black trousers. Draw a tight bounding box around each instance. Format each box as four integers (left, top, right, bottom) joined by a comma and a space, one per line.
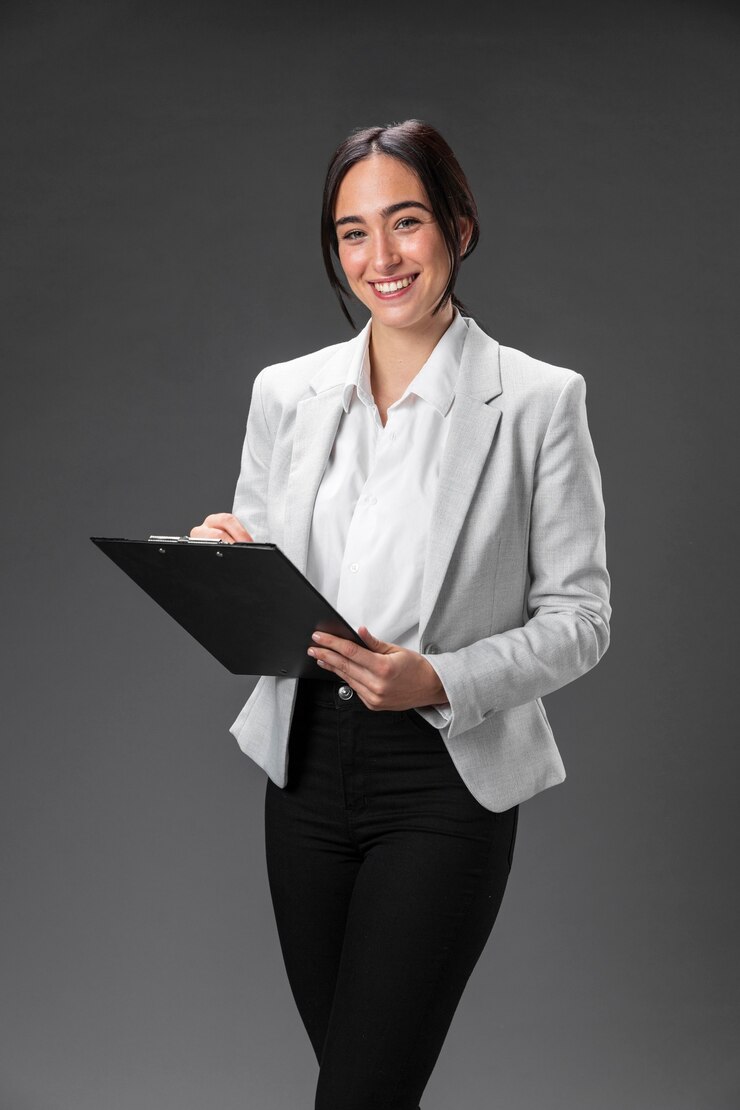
264, 677, 519, 1110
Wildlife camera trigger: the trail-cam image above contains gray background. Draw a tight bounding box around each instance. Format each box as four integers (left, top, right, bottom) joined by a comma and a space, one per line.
2, 1, 738, 1107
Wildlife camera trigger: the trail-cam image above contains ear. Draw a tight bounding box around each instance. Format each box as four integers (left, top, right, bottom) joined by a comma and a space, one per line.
459, 216, 474, 257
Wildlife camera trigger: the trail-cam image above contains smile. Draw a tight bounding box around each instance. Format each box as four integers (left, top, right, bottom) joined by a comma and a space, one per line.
369, 274, 418, 297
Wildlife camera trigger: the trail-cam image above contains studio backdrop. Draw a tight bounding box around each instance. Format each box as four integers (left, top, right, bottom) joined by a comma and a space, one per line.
2, 2, 738, 1108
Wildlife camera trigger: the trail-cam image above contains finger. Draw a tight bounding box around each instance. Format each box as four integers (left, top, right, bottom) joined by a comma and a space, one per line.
309, 646, 383, 691
308, 646, 355, 678
309, 636, 388, 680
349, 679, 384, 710
189, 525, 234, 541
335, 672, 390, 712
223, 519, 253, 543
357, 626, 394, 654
311, 630, 384, 663
209, 514, 253, 543
202, 513, 253, 543
310, 655, 379, 706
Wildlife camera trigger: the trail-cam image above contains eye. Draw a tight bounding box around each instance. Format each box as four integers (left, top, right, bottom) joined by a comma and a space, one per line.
341, 229, 366, 241
396, 216, 420, 230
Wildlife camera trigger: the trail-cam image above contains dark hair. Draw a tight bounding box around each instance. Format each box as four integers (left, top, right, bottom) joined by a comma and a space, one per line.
321, 119, 480, 328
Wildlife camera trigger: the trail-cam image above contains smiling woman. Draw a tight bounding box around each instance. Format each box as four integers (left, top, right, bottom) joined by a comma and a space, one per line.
334, 157, 465, 330
322, 119, 479, 327
190, 119, 611, 1109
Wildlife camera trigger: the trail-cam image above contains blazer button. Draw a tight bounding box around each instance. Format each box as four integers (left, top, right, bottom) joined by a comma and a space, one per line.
338, 684, 354, 701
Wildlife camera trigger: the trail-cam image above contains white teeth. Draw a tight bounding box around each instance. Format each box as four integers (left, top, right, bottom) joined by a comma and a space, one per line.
373, 275, 415, 293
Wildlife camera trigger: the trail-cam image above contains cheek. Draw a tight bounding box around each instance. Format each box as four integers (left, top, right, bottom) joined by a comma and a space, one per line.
428, 242, 453, 285
337, 247, 361, 281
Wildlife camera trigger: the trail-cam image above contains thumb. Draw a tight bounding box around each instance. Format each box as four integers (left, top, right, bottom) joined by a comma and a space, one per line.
358, 626, 394, 654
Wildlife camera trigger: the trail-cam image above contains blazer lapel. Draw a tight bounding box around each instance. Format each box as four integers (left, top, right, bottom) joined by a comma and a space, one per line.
282, 390, 345, 572
419, 321, 503, 632
281, 325, 369, 573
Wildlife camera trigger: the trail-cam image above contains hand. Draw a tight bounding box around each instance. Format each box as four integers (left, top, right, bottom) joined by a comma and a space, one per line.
189, 512, 253, 543
307, 626, 448, 712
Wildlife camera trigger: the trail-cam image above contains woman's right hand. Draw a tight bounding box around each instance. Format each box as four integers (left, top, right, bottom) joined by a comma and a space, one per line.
189, 513, 253, 544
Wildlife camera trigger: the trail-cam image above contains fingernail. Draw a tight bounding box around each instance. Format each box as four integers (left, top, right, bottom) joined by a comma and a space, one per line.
312, 633, 322, 642
307, 648, 316, 657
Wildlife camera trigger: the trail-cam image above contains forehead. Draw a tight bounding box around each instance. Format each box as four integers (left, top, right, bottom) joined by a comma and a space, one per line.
334, 154, 429, 216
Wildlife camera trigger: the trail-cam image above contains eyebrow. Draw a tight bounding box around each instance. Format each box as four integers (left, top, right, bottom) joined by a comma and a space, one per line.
334, 200, 432, 228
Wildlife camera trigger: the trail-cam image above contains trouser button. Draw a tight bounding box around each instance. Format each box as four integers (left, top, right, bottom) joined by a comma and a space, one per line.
337, 684, 354, 701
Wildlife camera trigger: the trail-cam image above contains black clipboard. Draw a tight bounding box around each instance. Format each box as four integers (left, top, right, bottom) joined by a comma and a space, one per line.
91, 536, 366, 678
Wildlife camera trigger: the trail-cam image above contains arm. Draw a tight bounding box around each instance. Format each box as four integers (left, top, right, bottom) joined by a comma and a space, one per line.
425, 372, 611, 738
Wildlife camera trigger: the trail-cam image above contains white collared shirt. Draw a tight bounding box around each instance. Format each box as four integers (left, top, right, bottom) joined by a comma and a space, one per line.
306, 311, 469, 671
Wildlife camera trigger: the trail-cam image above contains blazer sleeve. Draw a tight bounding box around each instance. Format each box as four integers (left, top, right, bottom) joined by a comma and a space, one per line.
231, 370, 273, 544
424, 372, 611, 739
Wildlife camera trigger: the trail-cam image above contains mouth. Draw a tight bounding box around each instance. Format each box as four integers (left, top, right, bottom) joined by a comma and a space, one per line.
368, 273, 419, 299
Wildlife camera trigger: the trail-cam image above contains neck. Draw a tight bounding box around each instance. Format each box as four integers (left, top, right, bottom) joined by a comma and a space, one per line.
368, 303, 455, 397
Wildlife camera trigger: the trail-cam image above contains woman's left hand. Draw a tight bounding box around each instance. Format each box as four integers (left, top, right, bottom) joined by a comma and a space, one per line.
307, 626, 448, 712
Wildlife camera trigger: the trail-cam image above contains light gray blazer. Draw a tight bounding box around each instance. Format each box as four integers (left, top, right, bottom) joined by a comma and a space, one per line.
229, 318, 611, 812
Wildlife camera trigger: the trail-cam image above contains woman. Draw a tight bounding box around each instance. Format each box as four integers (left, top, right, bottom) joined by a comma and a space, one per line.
191, 120, 610, 1109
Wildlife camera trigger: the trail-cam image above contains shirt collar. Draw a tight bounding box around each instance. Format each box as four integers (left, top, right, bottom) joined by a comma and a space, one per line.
341, 310, 469, 417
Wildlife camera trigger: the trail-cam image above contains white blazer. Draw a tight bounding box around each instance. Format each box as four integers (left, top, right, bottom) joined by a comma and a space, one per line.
229, 318, 611, 812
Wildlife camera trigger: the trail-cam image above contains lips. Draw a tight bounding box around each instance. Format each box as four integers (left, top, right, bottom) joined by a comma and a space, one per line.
369, 273, 418, 297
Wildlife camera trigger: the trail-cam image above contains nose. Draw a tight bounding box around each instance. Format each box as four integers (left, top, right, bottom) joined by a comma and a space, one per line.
373, 230, 401, 273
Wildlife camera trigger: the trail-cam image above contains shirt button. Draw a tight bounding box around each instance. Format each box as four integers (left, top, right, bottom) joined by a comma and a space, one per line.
349, 562, 359, 573
338, 684, 354, 701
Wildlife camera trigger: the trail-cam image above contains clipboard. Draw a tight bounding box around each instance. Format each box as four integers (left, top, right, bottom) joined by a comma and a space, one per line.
91, 536, 366, 678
